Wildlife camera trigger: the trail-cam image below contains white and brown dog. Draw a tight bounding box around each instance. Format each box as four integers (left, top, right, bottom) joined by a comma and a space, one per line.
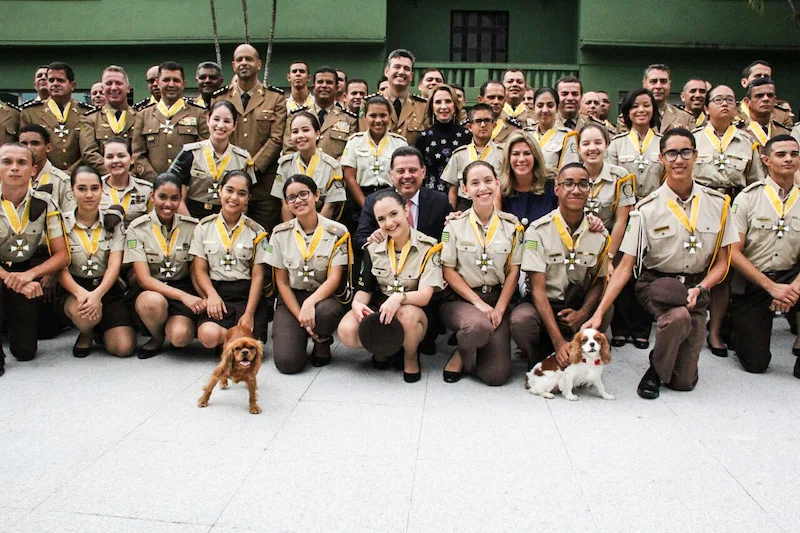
524, 329, 614, 401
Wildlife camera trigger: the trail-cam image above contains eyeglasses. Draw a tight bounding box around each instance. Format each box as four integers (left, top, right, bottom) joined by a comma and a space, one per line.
470, 118, 494, 125
709, 96, 736, 105
285, 190, 313, 204
557, 180, 590, 191
662, 148, 696, 161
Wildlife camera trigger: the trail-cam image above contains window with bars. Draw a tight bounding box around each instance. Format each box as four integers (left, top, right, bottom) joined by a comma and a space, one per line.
450, 11, 509, 63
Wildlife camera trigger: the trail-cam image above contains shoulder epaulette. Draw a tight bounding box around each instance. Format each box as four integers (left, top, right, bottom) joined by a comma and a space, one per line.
700, 185, 727, 200
459, 118, 469, 127
776, 102, 791, 112
505, 117, 522, 129
267, 85, 284, 95
497, 211, 521, 226
611, 131, 629, 140
341, 108, 358, 120
635, 191, 660, 209
3, 101, 20, 112
128, 213, 151, 229
181, 141, 203, 152
75, 101, 94, 111
449, 210, 468, 221
184, 97, 205, 109
451, 144, 469, 154
740, 180, 765, 194
133, 98, 155, 111
691, 125, 704, 134
410, 93, 427, 103
132, 177, 154, 189
388, 132, 406, 141
83, 106, 102, 116
22, 99, 44, 109
416, 232, 438, 246
531, 211, 554, 229
176, 213, 200, 225
607, 164, 631, 180
212, 85, 231, 99
588, 115, 606, 126
364, 92, 381, 100
325, 224, 346, 238
289, 105, 310, 115
102, 205, 125, 233
272, 220, 294, 233
243, 217, 266, 234
318, 151, 339, 166
230, 144, 251, 158
277, 153, 294, 165
199, 213, 218, 224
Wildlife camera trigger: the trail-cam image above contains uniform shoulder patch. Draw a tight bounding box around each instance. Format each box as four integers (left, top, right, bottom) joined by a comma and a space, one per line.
184, 97, 206, 109
289, 105, 310, 115
272, 220, 294, 233
364, 92, 381, 100
325, 224, 346, 238
267, 84, 285, 95
243, 217, 267, 234
212, 85, 231, 98
505, 117, 522, 129
410, 93, 427, 103
732, 117, 747, 129
21, 99, 44, 109
341, 108, 359, 120
4, 101, 21, 111
76, 101, 95, 111
133, 98, 155, 111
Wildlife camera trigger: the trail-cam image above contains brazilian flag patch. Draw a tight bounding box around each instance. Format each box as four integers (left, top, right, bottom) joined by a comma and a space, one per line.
441, 231, 449, 242
127, 239, 137, 249
731, 204, 737, 213
525, 240, 538, 251
625, 224, 632, 232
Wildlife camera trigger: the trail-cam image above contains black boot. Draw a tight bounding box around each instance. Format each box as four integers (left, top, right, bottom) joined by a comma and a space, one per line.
637, 364, 661, 399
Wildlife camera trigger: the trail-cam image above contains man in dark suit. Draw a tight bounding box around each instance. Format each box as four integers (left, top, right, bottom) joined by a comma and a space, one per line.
355, 146, 452, 355
355, 146, 452, 249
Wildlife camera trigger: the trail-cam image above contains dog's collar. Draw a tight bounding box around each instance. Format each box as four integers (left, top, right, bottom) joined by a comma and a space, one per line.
581, 357, 601, 366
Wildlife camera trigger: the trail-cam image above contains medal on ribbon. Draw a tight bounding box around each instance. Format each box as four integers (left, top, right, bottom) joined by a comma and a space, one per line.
627, 129, 655, 172
203, 147, 232, 200
468, 210, 500, 273
152, 223, 181, 278
293, 224, 325, 283
552, 211, 585, 270
703, 124, 736, 172
386, 237, 411, 293
764, 184, 798, 238
74, 224, 104, 276
215, 216, 246, 271
47, 99, 71, 137
666, 195, 702, 254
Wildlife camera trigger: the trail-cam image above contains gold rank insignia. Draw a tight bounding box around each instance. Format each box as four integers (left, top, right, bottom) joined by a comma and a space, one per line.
332, 121, 351, 133
178, 117, 197, 126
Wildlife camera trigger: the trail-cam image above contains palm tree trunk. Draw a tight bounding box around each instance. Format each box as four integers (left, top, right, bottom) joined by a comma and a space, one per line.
209, 0, 222, 67
241, 0, 251, 44
263, 0, 277, 84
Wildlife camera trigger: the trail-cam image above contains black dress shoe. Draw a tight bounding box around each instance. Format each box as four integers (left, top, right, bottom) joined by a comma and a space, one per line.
311, 342, 332, 367
404, 353, 421, 383
0, 365, 4, 377
632, 338, 650, 350
136, 347, 161, 360
443, 350, 463, 383
793, 347, 800, 357
707, 336, 728, 358
72, 336, 92, 358
611, 337, 627, 347
637, 365, 661, 399
794, 358, 800, 379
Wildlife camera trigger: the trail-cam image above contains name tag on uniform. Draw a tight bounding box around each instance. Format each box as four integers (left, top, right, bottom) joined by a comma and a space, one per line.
178, 117, 197, 126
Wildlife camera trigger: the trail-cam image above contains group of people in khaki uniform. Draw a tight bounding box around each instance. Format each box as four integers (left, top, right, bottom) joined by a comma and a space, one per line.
1, 48, 800, 401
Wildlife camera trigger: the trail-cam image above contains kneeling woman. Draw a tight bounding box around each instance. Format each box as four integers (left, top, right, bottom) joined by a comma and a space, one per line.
337, 190, 443, 383
266, 175, 352, 373
59, 165, 137, 357
439, 161, 523, 386
124, 173, 206, 358
189, 170, 271, 349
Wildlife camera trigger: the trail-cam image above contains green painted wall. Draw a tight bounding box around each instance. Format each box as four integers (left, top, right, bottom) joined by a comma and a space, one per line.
386, 0, 578, 65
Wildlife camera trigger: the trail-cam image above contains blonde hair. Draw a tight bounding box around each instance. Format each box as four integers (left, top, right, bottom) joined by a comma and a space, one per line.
499, 131, 551, 197
424, 84, 463, 125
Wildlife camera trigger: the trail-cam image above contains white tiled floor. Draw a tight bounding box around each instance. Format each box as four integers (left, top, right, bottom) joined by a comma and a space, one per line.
1, 323, 799, 533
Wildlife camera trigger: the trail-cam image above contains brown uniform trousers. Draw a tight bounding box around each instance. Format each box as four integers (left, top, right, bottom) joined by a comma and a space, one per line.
440, 288, 511, 386
272, 290, 346, 374
131, 100, 209, 182
20, 98, 90, 174
79, 106, 136, 174
213, 82, 287, 233
0, 102, 20, 145
635, 271, 710, 391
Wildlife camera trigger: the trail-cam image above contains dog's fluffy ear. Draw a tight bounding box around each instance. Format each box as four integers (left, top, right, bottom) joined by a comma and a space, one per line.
254, 340, 264, 359
598, 333, 611, 365
569, 331, 584, 365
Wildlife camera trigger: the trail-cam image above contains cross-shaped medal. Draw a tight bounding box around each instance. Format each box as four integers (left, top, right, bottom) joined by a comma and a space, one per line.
54, 124, 69, 138
298, 263, 313, 283
82, 258, 99, 276
159, 120, 174, 134
159, 260, 177, 278
683, 234, 702, 254
476, 253, 493, 272
584, 199, 600, 216
207, 182, 220, 199
9, 239, 29, 258
387, 279, 405, 293
371, 160, 383, 176
714, 153, 728, 171
635, 154, 648, 172
221, 253, 237, 271
772, 218, 787, 238
564, 252, 578, 271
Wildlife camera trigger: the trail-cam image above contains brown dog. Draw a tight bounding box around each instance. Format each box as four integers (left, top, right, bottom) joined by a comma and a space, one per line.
197, 326, 263, 414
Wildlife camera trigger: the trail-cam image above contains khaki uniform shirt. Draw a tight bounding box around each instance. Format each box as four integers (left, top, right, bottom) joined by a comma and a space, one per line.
792, 123, 800, 146
131, 99, 209, 182
555, 112, 591, 132
742, 119, 792, 149
491, 117, 522, 145
283, 103, 359, 160
616, 104, 693, 135
340, 132, 407, 188
620, 182, 739, 275
693, 125, 763, 190
607, 129, 665, 199
123, 210, 198, 282
359, 92, 427, 146
271, 151, 346, 205
62, 208, 125, 280
528, 126, 579, 173
100, 175, 153, 228
732, 177, 800, 272
522, 209, 610, 301
79, 105, 136, 174
169, 139, 254, 206
286, 93, 314, 113
736, 102, 794, 130
359, 228, 443, 297
212, 82, 287, 175
20, 98, 91, 174
265, 215, 349, 291
441, 208, 523, 288
440, 142, 504, 200
34, 160, 75, 213
0, 189, 62, 264
501, 103, 536, 129
0, 101, 20, 146
586, 163, 636, 230
189, 213, 268, 282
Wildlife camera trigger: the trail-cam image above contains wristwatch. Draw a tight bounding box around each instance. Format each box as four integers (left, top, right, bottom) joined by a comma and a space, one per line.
694, 284, 709, 297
